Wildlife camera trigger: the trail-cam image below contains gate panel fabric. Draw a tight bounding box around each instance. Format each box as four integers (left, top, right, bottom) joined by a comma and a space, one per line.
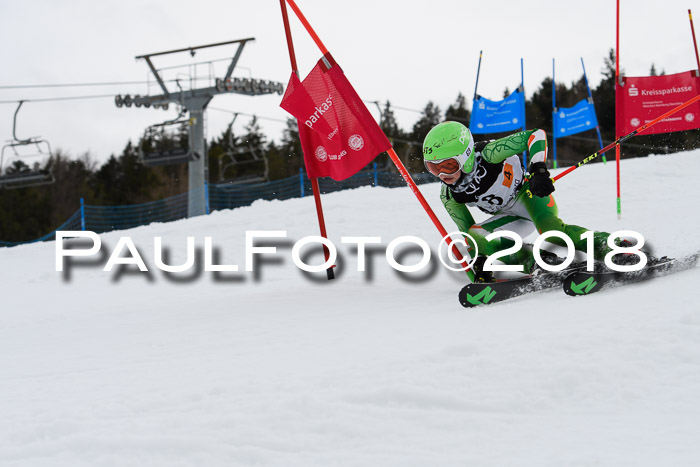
470, 90, 526, 134
616, 70, 700, 135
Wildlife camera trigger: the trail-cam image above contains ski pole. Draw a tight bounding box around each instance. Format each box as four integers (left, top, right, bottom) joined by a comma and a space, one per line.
552, 93, 700, 182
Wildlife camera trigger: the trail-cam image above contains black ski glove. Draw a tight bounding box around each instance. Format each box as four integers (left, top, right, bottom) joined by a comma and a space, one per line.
528, 162, 555, 197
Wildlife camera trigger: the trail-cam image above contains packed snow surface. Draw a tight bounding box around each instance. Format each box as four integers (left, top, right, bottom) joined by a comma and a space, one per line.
2, 151, 700, 466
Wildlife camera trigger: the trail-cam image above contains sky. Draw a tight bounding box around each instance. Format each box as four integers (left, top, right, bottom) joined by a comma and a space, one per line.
0, 0, 698, 167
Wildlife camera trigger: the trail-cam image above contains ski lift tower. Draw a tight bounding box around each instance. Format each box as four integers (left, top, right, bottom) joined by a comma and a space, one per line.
115, 38, 283, 217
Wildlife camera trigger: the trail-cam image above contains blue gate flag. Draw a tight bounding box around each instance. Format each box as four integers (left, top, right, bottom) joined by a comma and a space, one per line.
553, 98, 599, 138
470, 90, 526, 134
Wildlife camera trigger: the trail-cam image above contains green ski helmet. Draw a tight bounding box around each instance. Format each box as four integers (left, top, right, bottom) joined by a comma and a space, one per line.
422, 121, 476, 178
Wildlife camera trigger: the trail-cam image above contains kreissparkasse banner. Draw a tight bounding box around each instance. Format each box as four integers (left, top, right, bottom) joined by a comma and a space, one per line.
616, 70, 700, 135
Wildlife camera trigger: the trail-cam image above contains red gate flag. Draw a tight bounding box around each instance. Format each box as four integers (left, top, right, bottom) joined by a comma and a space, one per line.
616, 70, 700, 135
280, 54, 391, 181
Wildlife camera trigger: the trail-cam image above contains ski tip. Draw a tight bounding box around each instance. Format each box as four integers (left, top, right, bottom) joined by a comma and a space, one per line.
458, 283, 499, 308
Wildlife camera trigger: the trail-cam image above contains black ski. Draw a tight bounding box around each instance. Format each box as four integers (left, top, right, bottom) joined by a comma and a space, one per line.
458, 263, 587, 308
562, 252, 700, 297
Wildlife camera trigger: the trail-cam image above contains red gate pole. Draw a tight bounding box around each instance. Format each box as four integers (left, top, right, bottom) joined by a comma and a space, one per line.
615, 0, 622, 219
690, 10, 700, 74
280, 0, 335, 280
283, 0, 475, 280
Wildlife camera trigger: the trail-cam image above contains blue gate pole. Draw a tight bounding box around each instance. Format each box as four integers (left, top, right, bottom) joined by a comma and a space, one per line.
205, 181, 210, 215
299, 168, 305, 197
473, 50, 483, 101
373, 162, 378, 187
581, 57, 607, 163
521, 58, 527, 167
80, 197, 86, 231
552, 58, 558, 169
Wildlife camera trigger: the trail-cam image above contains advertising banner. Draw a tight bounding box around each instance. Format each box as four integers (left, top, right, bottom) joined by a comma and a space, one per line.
553, 98, 599, 137
616, 70, 700, 135
470, 90, 526, 134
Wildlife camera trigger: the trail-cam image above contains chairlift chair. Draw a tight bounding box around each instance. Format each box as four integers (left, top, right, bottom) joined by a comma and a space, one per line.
138, 110, 199, 167
0, 101, 55, 189
218, 115, 269, 183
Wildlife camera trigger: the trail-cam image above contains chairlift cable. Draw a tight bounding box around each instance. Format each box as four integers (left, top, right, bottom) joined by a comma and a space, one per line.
0, 80, 149, 90
208, 106, 287, 123
0, 94, 116, 104
0, 66, 261, 91
0, 75, 243, 90
368, 101, 423, 114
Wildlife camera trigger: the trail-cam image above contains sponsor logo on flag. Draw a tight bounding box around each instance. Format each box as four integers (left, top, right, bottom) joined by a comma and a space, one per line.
280, 55, 390, 181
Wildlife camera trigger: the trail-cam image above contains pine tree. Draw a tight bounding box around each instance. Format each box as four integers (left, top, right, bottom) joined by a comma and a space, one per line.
525, 77, 554, 131
372, 101, 404, 170
379, 101, 402, 138
411, 101, 442, 141
408, 102, 442, 171
47, 150, 93, 227
234, 116, 268, 182
93, 141, 159, 205
445, 93, 471, 126
279, 117, 304, 177
592, 48, 617, 142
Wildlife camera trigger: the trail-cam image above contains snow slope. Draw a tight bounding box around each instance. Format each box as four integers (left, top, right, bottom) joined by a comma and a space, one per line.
2, 151, 700, 466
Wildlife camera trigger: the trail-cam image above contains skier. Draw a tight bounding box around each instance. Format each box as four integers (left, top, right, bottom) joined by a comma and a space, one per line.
422, 121, 619, 282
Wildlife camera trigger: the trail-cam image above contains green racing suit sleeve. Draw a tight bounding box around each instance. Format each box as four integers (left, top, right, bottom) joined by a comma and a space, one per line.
480, 129, 548, 166
440, 184, 475, 233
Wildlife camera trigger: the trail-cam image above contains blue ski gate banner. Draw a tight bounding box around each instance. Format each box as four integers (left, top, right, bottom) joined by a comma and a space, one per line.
553, 98, 599, 137
470, 90, 526, 134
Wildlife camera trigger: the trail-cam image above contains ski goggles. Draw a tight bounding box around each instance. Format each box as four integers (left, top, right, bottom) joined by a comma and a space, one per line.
424, 153, 467, 178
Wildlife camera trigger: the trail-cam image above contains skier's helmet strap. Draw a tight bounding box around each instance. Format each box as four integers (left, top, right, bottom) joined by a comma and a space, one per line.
422, 121, 476, 174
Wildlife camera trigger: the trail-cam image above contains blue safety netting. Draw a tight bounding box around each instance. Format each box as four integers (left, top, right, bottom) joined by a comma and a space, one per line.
208, 170, 435, 211
0, 210, 83, 248
84, 190, 191, 233
209, 177, 305, 210
1, 169, 437, 247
